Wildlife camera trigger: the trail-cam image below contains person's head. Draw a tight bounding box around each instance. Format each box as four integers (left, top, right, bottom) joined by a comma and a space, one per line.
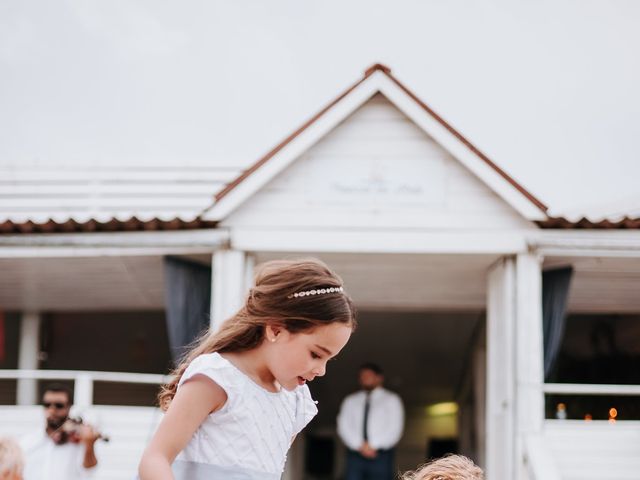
42, 383, 72, 430
159, 258, 357, 409
401, 455, 484, 480
359, 362, 384, 391
0, 437, 23, 480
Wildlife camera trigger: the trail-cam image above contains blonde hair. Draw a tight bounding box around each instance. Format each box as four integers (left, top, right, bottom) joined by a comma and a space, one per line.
0, 437, 23, 479
401, 455, 484, 480
158, 258, 356, 410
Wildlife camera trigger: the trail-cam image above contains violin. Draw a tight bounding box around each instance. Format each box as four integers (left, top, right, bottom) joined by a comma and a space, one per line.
53, 416, 110, 445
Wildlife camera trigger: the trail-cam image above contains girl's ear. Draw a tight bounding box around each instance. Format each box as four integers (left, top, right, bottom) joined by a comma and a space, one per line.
265, 323, 281, 342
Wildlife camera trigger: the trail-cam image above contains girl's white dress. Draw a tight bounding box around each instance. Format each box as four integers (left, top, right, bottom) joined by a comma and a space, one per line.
172, 352, 318, 479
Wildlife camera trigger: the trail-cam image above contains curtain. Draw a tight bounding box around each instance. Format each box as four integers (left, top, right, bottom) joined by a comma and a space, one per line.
0, 310, 5, 363
542, 266, 574, 380
164, 256, 212, 364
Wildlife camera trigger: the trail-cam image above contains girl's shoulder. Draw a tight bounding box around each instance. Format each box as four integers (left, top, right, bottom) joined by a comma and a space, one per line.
178, 352, 245, 398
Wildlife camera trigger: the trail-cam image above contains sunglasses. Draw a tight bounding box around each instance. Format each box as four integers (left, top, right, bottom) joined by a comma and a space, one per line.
43, 402, 68, 409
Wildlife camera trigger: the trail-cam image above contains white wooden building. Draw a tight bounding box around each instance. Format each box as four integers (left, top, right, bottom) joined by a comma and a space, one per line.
1, 65, 640, 480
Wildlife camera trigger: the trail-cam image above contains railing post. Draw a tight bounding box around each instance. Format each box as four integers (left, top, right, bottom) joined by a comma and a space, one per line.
74, 373, 94, 409
17, 312, 41, 405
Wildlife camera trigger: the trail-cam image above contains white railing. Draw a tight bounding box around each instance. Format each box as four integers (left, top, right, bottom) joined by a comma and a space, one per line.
0, 369, 169, 407
524, 434, 562, 480
543, 383, 640, 396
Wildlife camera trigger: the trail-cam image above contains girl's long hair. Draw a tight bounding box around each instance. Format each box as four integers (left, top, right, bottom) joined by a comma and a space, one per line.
158, 258, 356, 410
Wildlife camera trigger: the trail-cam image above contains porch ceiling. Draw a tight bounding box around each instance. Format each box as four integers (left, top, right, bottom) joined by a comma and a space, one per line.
0, 256, 167, 311
2, 252, 497, 313
544, 256, 640, 313
4, 253, 636, 314
255, 252, 500, 311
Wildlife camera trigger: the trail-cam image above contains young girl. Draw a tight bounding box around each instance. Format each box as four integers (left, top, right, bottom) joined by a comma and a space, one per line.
139, 258, 356, 480
401, 454, 484, 480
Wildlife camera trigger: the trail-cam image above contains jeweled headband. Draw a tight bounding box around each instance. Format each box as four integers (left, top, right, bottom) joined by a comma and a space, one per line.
287, 286, 344, 299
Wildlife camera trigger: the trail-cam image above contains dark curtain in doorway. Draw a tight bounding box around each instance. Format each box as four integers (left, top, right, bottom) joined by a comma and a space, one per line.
542, 267, 573, 380
164, 256, 211, 364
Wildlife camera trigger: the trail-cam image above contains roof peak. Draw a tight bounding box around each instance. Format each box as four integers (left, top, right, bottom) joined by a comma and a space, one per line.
364, 63, 391, 76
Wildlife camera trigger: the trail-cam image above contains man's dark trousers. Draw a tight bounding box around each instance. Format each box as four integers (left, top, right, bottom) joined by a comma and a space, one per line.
344, 449, 394, 480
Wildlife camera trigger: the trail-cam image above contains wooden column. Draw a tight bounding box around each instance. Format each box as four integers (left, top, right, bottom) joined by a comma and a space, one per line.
486, 253, 545, 480
486, 257, 516, 480
210, 250, 249, 331
514, 253, 545, 480
17, 312, 40, 405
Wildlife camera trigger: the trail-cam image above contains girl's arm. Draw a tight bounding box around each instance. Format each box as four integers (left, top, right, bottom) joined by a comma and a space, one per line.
138, 375, 228, 480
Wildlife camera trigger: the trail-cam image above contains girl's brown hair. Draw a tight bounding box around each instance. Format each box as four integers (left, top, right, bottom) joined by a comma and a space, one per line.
401, 455, 484, 480
158, 258, 356, 410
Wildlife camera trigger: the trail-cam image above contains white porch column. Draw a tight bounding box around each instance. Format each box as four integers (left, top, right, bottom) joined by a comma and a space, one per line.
486, 257, 516, 480
210, 250, 250, 331
17, 312, 41, 405
514, 253, 545, 479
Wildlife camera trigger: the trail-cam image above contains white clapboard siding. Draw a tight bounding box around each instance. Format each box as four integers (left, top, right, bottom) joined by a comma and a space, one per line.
0, 405, 162, 480
0, 166, 241, 222
544, 420, 640, 480
222, 94, 534, 230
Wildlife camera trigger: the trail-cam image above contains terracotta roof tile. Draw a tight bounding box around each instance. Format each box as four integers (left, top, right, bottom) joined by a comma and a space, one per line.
0, 217, 216, 235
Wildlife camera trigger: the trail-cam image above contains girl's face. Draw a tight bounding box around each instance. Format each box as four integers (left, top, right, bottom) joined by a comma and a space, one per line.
267, 322, 352, 391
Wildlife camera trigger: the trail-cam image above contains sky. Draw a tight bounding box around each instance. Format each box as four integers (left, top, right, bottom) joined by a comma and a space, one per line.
1, 0, 639, 217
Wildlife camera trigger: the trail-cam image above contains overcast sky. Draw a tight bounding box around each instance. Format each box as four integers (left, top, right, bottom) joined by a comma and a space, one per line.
1, 0, 639, 216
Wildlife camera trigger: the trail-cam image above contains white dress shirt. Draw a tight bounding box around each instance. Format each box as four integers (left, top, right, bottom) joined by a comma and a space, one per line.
337, 387, 404, 451
20, 430, 94, 480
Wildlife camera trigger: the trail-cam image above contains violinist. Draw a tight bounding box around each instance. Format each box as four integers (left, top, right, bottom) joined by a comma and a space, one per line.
20, 383, 101, 480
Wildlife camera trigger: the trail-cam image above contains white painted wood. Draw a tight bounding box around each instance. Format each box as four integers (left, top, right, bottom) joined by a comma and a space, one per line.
0, 166, 240, 223
211, 250, 248, 330
74, 374, 94, 409
221, 95, 535, 233
474, 345, 487, 469
0, 256, 167, 311
524, 434, 562, 480
543, 383, 640, 395
544, 420, 640, 480
203, 71, 546, 223
514, 253, 545, 480
203, 75, 382, 221
230, 228, 530, 254
486, 257, 516, 480
0, 229, 228, 259
255, 252, 497, 311
375, 74, 547, 221
531, 230, 640, 258
17, 312, 40, 406
243, 253, 256, 292
542, 256, 640, 313
0, 405, 163, 480
0, 369, 168, 385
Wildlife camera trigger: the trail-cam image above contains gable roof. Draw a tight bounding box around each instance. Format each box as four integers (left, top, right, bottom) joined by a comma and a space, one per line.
202, 64, 549, 222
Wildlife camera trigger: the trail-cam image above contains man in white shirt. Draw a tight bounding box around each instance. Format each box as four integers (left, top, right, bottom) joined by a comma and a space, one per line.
20, 384, 100, 480
337, 363, 404, 480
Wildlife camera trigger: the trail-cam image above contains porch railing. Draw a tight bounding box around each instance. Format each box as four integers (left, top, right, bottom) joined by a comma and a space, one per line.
543, 383, 640, 396
0, 369, 169, 407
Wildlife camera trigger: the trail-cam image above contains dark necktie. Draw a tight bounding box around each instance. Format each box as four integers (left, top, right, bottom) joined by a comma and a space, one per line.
363, 391, 371, 442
